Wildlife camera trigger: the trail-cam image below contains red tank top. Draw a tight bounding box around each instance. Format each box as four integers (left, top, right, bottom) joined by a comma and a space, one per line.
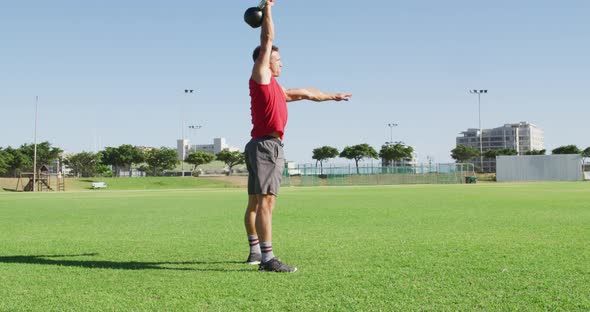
249, 77, 288, 140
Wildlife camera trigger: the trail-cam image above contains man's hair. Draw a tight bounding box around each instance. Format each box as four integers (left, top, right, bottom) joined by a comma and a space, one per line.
252, 45, 279, 62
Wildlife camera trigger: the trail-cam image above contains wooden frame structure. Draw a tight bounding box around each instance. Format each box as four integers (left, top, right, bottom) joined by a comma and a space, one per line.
16, 165, 65, 192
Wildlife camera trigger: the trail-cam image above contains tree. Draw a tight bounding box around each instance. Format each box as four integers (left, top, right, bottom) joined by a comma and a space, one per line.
116, 145, 145, 176
96, 164, 113, 177
0, 148, 13, 176
99, 145, 144, 177
483, 148, 517, 159
137, 164, 150, 175
186, 151, 215, 173
98, 147, 120, 176
583, 147, 590, 169
312, 146, 339, 175
498, 148, 517, 156
144, 147, 179, 176
451, 145, 480, 163
483, 149, 498, 159
552, 145, 581, 155
20, 141, 63, 169
3, 147, 31, 177
98, 147, 117, 167
379, 143, 414, 166
64, 152, 101, 177
339, 144, 379, 174
524, 149, 546, 155
216, 149, 245, 176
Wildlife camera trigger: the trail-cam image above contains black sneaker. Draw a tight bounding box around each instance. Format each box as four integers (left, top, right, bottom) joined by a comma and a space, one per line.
246, 253, 262, 265
258, 257, 298, 273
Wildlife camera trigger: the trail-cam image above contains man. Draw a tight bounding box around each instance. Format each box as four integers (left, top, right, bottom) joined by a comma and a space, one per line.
244, 0, 352, 272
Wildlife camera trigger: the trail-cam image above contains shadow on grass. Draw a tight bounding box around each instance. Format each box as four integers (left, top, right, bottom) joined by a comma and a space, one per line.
0, 253, 251, 272
2, 188, 18, 192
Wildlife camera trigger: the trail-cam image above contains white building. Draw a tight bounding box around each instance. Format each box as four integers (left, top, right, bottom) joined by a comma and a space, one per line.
177, 137, 240, 160
456, 121, 544, 172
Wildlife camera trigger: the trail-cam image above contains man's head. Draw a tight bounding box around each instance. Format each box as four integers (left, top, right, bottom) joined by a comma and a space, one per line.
253, 45, 282, 77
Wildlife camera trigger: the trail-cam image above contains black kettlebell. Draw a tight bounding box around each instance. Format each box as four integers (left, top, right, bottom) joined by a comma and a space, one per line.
244, 0, 267, 28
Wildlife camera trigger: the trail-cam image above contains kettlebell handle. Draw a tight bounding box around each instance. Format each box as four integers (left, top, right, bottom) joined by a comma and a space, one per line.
257, 0, 268, 9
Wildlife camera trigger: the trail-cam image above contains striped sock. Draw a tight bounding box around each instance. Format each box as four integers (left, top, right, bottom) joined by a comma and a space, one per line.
248, 235, 261, 254
261, 242, 275, 263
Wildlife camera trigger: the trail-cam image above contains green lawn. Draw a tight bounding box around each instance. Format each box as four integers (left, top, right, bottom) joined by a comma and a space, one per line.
1, 176, 242, 192
66, 177, 238, 191
1, 182, 589, 310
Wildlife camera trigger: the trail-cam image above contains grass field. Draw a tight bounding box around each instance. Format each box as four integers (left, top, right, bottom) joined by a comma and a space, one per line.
0, 176, 243, 192
66, 177, 241, 191
1, 182, 589, 310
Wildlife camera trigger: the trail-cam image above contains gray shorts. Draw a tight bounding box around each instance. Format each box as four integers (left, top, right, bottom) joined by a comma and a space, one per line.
244, 136, 285, 196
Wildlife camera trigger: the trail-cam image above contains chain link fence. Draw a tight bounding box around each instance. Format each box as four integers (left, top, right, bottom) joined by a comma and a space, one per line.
282, 163, 476, 187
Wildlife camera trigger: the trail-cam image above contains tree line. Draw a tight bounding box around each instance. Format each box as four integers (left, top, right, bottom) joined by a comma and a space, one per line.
450, 144, 590, 162
3, 141, 587, 178
0, 141, 415, 178
0, 142, 245, 178
0, 142, 63, 177
313, 143, 414, 175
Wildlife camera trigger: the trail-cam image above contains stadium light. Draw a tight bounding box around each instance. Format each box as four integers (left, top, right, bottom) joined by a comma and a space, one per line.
387, 123, 398, 145
469, 89, 488, 172
188, 125, 202, 152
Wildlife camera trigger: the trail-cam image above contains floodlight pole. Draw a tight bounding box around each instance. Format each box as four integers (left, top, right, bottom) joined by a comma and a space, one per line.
387, 123, 398, 145
181, 89, 195, 176
470, 89, 487, 172
33, 96, 39, 192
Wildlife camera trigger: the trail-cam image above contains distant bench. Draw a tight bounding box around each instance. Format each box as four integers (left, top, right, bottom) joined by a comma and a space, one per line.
91, 182, 107, 189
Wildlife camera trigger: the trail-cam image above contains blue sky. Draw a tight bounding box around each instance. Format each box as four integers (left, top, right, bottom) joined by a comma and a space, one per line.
1, 0, 589, 164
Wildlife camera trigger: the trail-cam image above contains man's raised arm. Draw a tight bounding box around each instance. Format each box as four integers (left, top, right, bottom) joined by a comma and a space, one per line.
251, 0, 275, 84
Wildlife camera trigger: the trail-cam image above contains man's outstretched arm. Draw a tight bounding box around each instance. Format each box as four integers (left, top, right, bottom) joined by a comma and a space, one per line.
283, 88, 352, 102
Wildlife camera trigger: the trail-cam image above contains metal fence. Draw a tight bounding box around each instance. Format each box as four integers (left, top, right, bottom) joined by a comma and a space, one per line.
496, 155, 583, 182
282, 163, 475, 187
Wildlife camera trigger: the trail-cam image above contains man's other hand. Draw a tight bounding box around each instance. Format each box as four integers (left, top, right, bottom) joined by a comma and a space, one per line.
334, 93, 352, 101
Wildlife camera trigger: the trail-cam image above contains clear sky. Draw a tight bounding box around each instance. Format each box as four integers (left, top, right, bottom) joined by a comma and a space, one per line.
1, 0, 589, 165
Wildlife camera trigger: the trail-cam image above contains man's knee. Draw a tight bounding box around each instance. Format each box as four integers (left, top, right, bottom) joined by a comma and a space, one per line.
257, 194, 275, 213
